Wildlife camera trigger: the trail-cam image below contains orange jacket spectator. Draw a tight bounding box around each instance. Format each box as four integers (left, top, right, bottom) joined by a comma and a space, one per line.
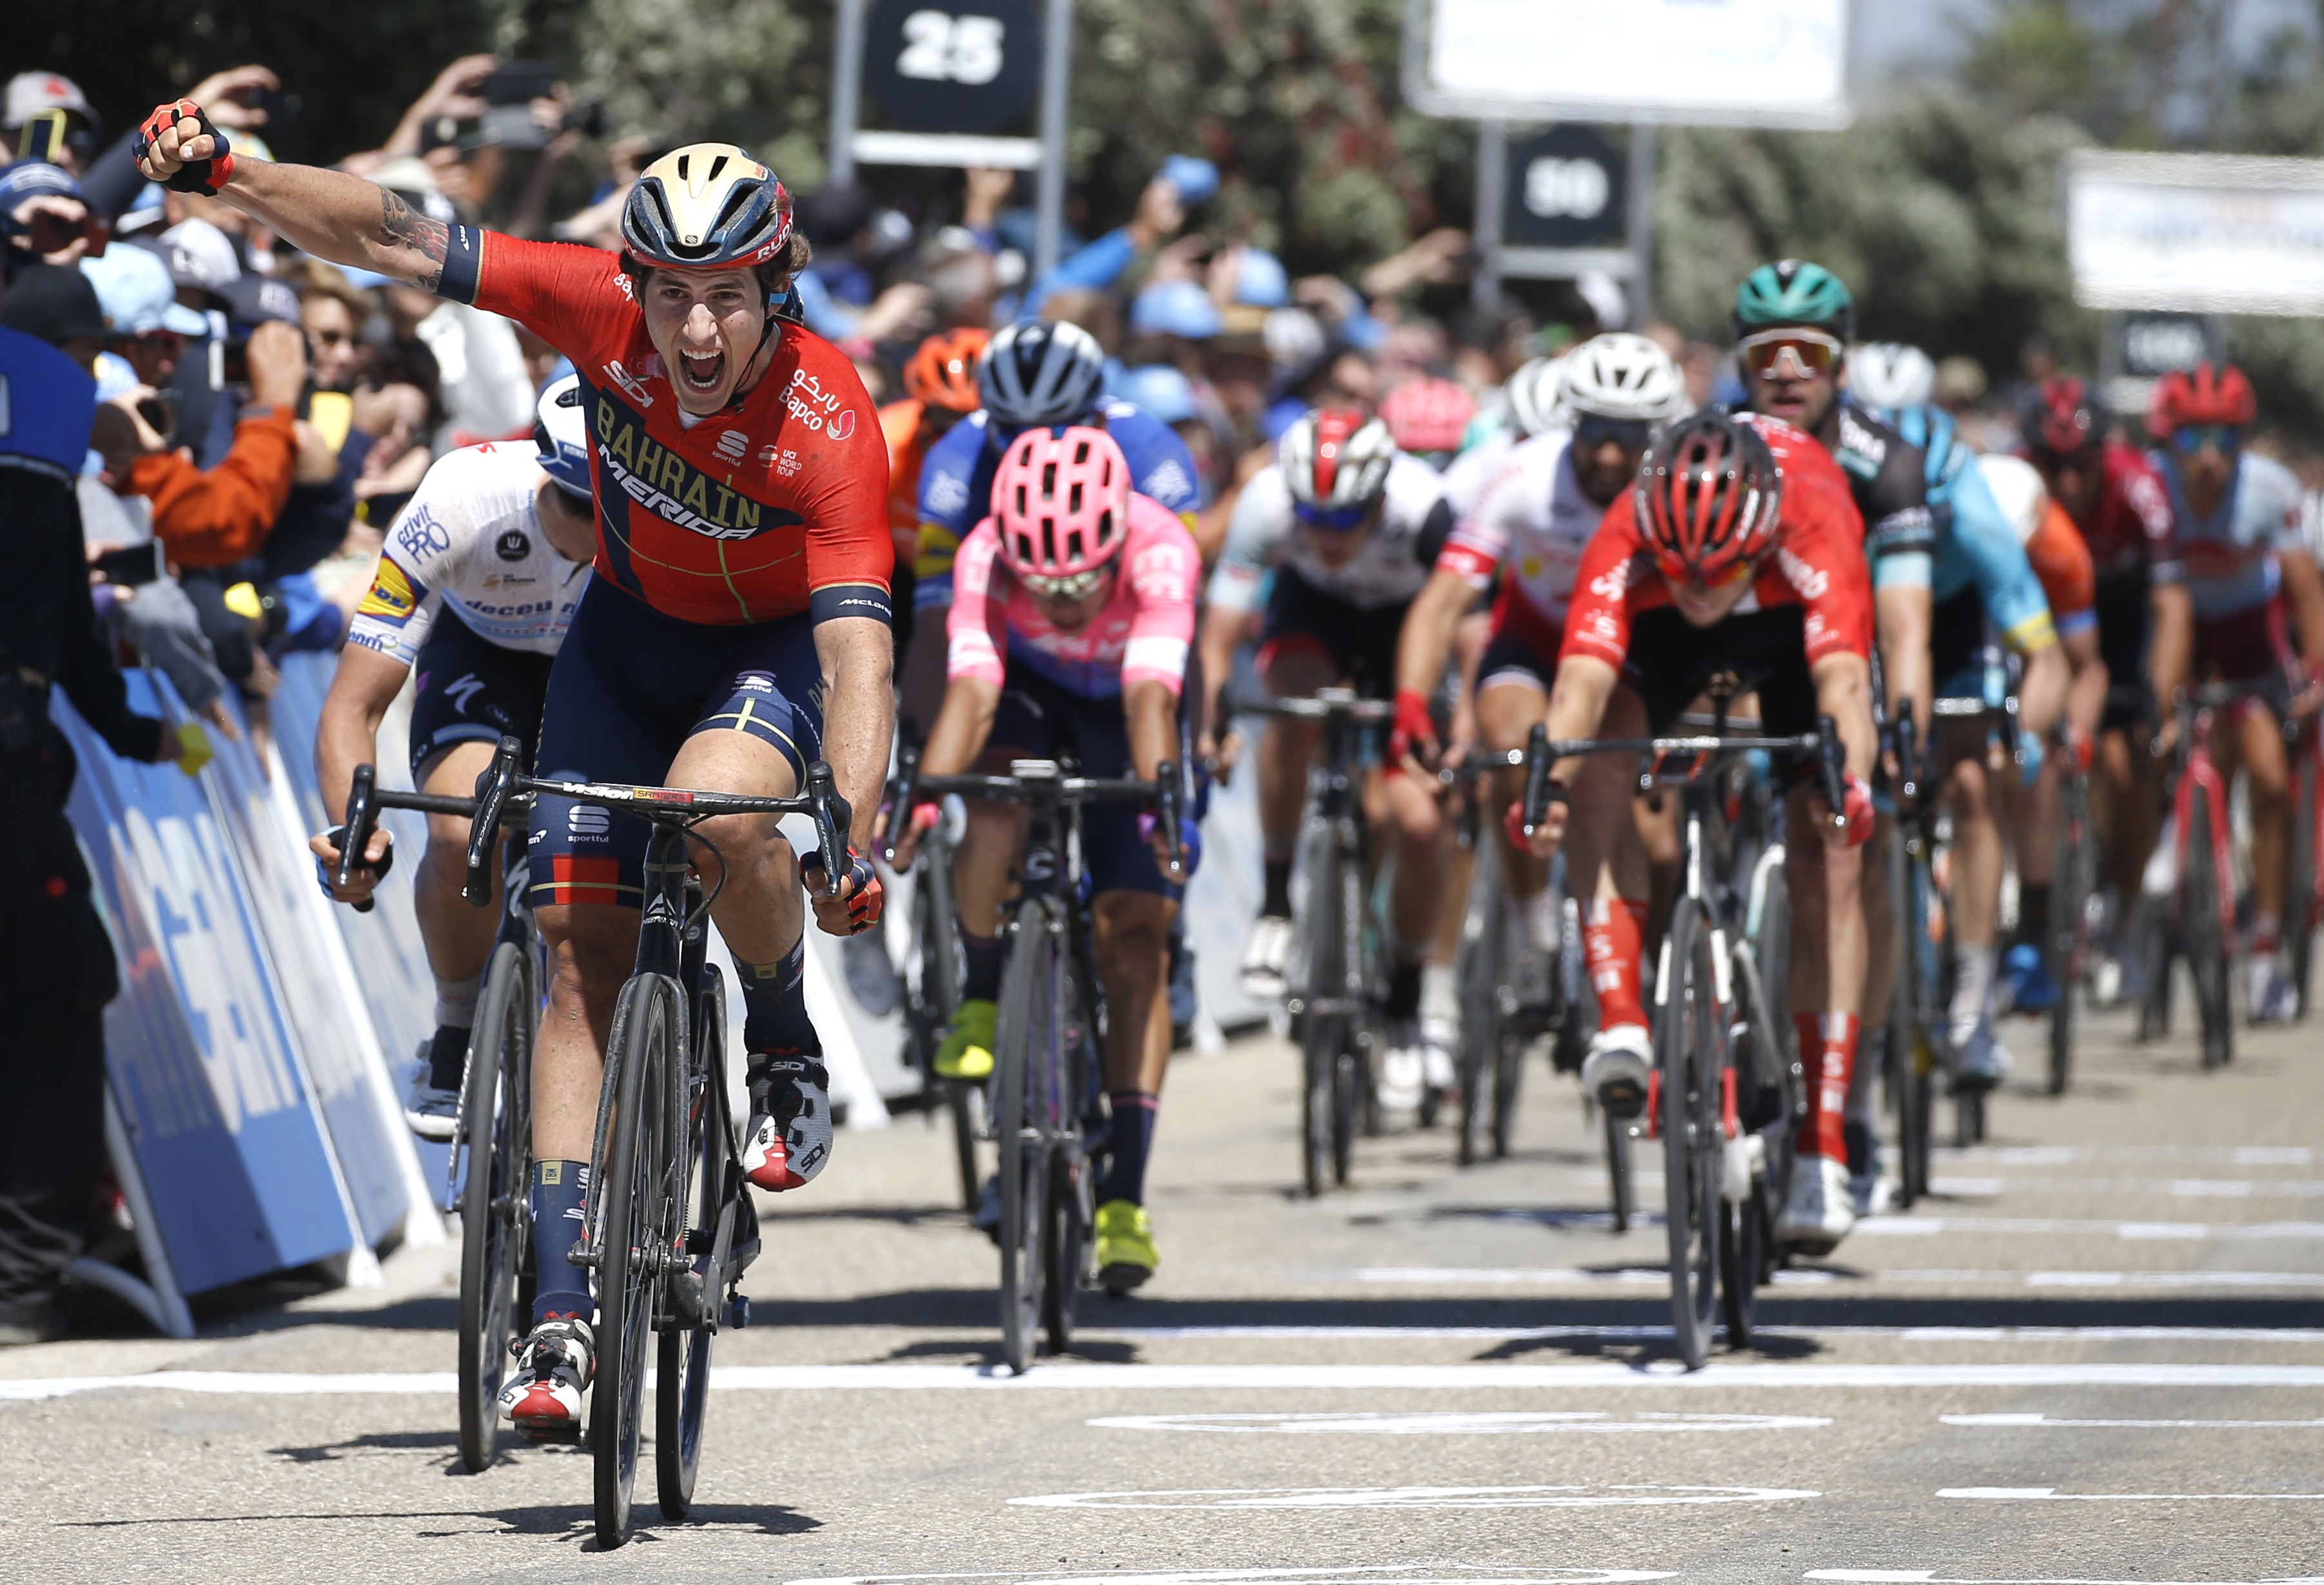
128, 404, 298, 569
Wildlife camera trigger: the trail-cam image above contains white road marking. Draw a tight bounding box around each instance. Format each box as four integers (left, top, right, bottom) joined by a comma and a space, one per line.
792, 1571, 1679, 1585
1943, 1412, 2324, 1429
14, 1361, 2324, 1400
1086, 1411, 1831, 1434
1806, 1572, 2324, 1583
1009, 1484, 1818, 1510
1916, 1176, 2324, 1198
1938, 1486, 2324, 1502
1351, 1267, 2324, 1289
1850, 1217, 2324, 1240
1102, 1325, 2324, 1343
1948, 1145, 2316, 1166
790, 1561, 1683, 1571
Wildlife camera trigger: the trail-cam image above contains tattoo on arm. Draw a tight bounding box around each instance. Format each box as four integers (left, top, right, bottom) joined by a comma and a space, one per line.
376, 188, 450, 292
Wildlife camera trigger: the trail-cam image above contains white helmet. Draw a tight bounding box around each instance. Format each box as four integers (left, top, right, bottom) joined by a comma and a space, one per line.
1848, 342, 1937, 411
1279, 407, 1396, 511
979, 318, 1108, 428
1504, 355, 1567, 438
533, 374, 592, 500
1560, 333, 1686, 423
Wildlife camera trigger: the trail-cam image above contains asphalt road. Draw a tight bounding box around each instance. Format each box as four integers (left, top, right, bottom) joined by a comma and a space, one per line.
4, 999, 2321, 1584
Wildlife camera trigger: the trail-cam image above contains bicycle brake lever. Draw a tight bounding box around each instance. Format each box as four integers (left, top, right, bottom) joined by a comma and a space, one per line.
338, 762, 379, 914
1519, 722, 1553, 837
806, 759, 849, 898
463, 735, 521, 907
1817, 714, 1849, 831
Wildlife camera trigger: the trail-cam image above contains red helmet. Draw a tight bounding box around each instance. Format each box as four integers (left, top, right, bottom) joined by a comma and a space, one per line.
992, 425, 1131, 582
1378, 376, 1475, 455
2148, 362, 2255, 440
903, 327, 989, 413
1634, 411, 1784, 583
2022, 376, 2109, 456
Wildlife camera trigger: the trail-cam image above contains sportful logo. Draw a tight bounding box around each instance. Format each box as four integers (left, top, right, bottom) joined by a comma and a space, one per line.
716, 429, 749, 463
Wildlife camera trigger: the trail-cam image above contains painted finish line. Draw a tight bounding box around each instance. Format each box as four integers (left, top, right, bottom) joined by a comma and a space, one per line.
792, 1570, 1682, 1585
13, 1361, 2324, 1401
1010, 1484, 1818, 1510
1353, 1267, 2324, 1289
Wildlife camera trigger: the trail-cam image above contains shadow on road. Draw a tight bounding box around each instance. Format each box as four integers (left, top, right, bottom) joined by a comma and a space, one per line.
61, 1502, 821, 1542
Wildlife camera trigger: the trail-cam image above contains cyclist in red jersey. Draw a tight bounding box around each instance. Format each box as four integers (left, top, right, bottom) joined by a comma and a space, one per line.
1524, 411, 1879, 1256
136, 106, 893, 1435
2020, 378, 2174, 998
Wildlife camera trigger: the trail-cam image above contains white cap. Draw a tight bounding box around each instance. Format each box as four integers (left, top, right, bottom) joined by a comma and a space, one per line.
4, 71, 92, 129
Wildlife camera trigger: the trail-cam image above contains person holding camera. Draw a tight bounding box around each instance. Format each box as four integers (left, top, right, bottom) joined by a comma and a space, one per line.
0, 257, 191, 1346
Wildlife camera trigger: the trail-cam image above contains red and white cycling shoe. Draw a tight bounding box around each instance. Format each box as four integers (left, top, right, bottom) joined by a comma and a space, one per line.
496, 1316, 594, 1438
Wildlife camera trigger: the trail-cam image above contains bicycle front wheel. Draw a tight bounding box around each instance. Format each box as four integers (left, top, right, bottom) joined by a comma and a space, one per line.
2047, 781, 2088, 1096
2187, 792, 2235, 1070
994, 900, 1055, 1372
657, 967, 729, 1520
592, 975, 680, 1549
456, 937, 534, 1475
1297, 833, 1345, 1195
2290, 752, 2318, 1020
1656, 896, 1723, 1370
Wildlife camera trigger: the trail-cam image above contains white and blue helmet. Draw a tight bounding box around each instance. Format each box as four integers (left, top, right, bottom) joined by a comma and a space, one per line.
534, 374, 592, 500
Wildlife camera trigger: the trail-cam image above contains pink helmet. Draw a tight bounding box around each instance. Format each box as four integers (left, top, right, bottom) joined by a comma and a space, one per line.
993, 425, 1131, 583
1379, 376, 1475, 455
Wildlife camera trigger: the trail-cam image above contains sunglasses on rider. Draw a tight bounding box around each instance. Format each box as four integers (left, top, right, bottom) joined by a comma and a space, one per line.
2170, 423, 2242, 454
1574, 414, 1654, 452
1650, 552, 1756, 592
1737, 327, 1844, 382
1292, 500, 1373, 533
1019, 565, 1111, 601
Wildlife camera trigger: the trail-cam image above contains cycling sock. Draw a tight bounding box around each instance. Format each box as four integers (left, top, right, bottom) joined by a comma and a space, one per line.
424, 1024, 471, 1091
1949, 944, 1996, 1042
1421, 962, 1458, 1025
528, 1159, 592, 1325
2252, 911, 2282, 957
1099, 1091, 1158, 1205
1791, 1011, 1859, 1161
1262, 859, 1294, 919
961, 928, 1004, 1002
1583, 895, 1650, 1031
734, 938, 813, 1055
1845, 1027, 1881, 1126
1385, 960, 1423, 1021
2016, 884, 2051, 949
433, 969, 483, 1031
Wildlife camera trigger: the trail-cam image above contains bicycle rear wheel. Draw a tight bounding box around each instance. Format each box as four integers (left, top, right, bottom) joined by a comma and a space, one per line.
456, 938, 534, 1475
2187, 793, 2235, 1070
995, 900, 1053, 1372
657, 968, 728, 1520
1657, 895, 1723, 1371
592, 976, 678, 1549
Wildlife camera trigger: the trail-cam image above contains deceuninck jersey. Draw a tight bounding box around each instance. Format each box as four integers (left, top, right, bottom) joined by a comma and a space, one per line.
912, 401, 1199, 612
432, 231, 892, 627
1562, 414, 1873, 672
349, 443, 592, 665
1207, 453, 1452, 616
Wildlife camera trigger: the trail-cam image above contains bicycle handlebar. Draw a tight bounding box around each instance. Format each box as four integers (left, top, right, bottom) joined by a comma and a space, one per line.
1220, 689, 1396, 724
334, 763, 484, 914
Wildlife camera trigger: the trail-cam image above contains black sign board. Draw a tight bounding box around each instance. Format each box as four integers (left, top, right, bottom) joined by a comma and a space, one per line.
2117, 311, 2216, 378
864, 0, 1041, 134
1503, 124, 1626, 250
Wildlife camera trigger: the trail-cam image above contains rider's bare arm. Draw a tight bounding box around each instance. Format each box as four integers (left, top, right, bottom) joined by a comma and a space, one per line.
1874, 583, 1931, 752
1193, 599, 1245, 750
2063, 629, 2109, 741
138, 121, 457, 291
815, 616, 897, 855
306, 642, 410, 898
1541, 653, 1619, 786
920, 676, 1001, 780
2015, 640, 2071, 744
1124, 679, 1178, 784
1392, 567, 1474, 703
2149, 581, 2193, 717
1811, 650, 1877, 784
2280, 548, 2324, 705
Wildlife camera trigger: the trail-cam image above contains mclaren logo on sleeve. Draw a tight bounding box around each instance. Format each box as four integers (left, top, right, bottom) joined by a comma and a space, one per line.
592, 394, 800, 541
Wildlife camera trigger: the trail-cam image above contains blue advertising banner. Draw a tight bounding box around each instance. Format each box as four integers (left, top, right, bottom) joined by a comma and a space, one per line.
56, 676, 358, 1295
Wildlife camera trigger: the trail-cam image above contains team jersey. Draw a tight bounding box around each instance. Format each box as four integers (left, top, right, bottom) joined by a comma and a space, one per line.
1207, 454, 1452, 615
1979, 453, 2097, 640
2149, 448, 2307, 621
1438, 424, 1528, 522
349, 443, 592, 665
432, 231, 891, 627
1768, 398, 1935, 588
879, 398, 939, 573
1436, 431, 1609, 655
1562, 414, 1873, 672
0, 325, 95, 481
1879, 404, 2056, 655
947, 493, 1200, 699
2056, 442, 2175, 578
913, 400, 1198, 612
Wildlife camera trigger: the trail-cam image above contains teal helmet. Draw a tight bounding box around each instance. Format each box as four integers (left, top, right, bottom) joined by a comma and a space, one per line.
1732, 258, 1855, 344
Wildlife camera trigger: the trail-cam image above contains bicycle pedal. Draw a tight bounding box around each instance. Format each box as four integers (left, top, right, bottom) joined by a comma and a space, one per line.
518, 1419, 583, 1446
725, 1294, 752, 1329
